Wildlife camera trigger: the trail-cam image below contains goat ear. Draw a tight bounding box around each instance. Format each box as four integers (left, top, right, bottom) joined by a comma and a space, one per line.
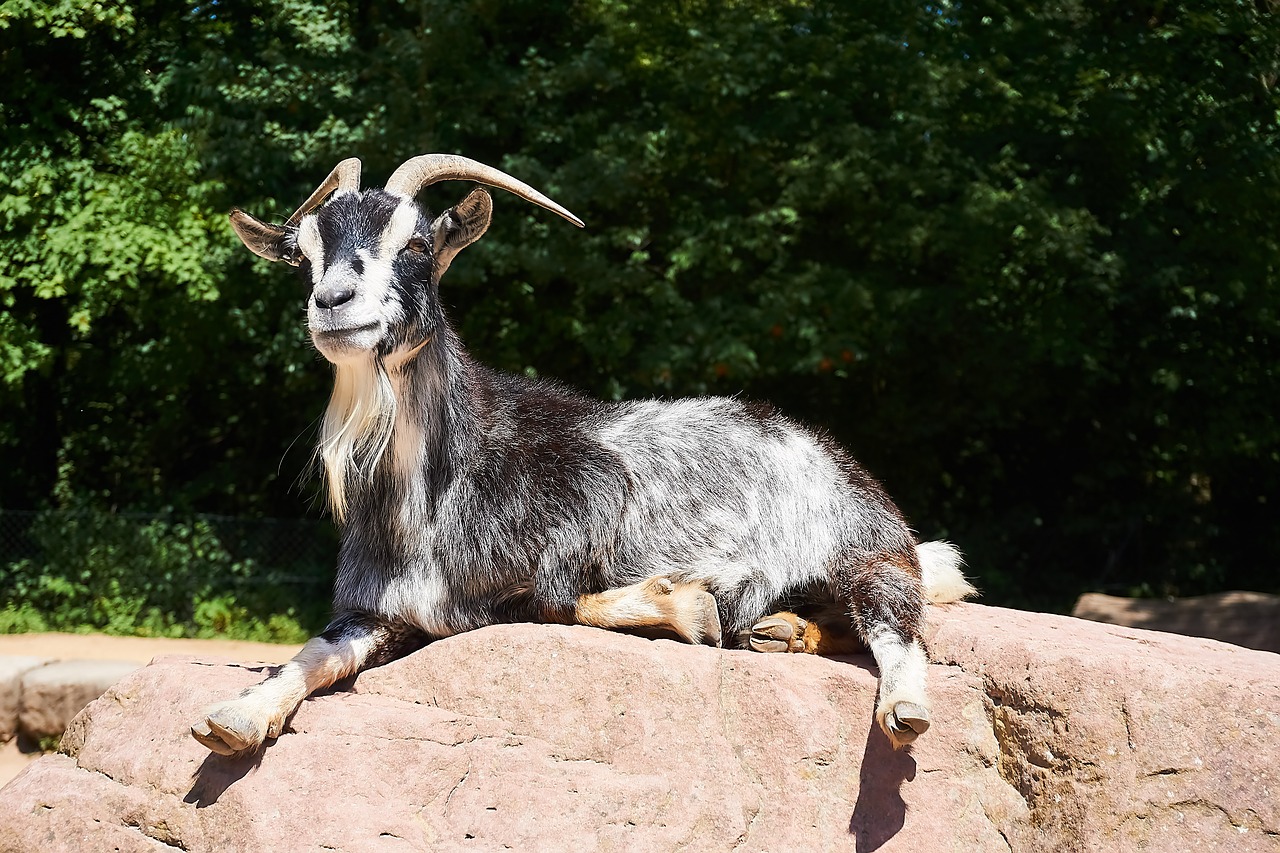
229, 209, 292, 263
429, 188, 493, 279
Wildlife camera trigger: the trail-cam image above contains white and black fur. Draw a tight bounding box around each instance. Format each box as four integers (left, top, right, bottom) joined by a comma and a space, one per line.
192, 155, 974, 758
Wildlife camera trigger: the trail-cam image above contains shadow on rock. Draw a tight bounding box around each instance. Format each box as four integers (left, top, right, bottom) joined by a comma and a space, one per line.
848, 712, 916, 851
184, 748, 267, 808
182, 672, 353, 809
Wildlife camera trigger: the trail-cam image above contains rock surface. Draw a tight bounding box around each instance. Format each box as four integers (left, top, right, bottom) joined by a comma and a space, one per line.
0, 603, 1276, 853
0, 636, 301, 749
1073, 590, 1280, 653
0, 657, 46, 744
0, 636, 302, 787
17, 660, 140, 741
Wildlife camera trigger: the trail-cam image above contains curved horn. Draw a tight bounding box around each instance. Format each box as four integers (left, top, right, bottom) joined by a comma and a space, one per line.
384, 153, 584, 228
284, 157, 362, 227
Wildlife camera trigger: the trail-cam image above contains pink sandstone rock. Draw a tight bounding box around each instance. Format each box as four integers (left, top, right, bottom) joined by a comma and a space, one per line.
1072, 590, 1280, 653
17, 660, 140, 740
0, 657, 46, 744
0, 603, 1275, 852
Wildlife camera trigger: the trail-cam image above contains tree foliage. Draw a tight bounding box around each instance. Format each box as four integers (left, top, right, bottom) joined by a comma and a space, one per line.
1, 0, 1277, 612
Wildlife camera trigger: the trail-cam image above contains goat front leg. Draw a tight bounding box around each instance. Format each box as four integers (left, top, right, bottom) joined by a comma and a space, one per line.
573, 576, 722, 647
191, 612, 428, 756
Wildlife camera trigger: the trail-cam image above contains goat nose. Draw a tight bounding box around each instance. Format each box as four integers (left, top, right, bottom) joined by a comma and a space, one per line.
314, 286, 355, 310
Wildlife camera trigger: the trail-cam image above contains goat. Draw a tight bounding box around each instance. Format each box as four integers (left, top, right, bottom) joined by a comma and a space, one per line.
192, 154, 975, 757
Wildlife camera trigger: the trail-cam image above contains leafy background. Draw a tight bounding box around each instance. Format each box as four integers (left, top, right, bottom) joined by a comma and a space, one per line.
1, 0, 1276, 638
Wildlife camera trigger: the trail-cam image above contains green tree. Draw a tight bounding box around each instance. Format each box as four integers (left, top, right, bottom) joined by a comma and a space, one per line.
2, 0, 1277, 620
0, 1, 357, 515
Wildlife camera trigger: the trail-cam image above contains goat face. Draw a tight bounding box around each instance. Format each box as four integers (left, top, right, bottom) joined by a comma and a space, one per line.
296, 187, 494, 364
231, 187, 493, 366
228, 155, 581, 365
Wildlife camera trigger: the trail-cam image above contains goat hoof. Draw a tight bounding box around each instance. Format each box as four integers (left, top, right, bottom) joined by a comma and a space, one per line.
191, 723, 239, 756
746, 614, 808, 653
749, 636, 790, 653
882, 701, 931, 748
695, 589, 722, 647
670, 584, 721, 645
191, 703, 269, 756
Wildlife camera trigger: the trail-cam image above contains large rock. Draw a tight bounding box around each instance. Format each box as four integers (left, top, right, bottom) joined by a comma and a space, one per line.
17, 660, 140, 741
1073, 590, 1280, 653
0, 603, 1276, 852
0, 658, 46, 744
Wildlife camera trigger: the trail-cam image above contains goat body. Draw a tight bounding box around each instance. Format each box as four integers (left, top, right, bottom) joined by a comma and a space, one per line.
192, 155, 973, 758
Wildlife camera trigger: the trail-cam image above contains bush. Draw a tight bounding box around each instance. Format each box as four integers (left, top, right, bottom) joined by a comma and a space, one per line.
0, 509, 331, 642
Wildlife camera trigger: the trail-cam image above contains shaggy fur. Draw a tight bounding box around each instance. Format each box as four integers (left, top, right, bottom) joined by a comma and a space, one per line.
193, 161, 974, 759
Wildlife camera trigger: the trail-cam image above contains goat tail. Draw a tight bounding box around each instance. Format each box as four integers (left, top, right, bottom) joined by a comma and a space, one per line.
915, 540, 978, 604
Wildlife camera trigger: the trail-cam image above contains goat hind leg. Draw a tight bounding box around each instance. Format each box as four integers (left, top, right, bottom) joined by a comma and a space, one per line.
574, 576, 722, 647
842, 551, 931, 749
191, 612, 427, 756
865, 624, 931, 748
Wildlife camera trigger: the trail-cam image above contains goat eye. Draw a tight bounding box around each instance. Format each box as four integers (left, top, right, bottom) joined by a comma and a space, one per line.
405, 236, 428, 254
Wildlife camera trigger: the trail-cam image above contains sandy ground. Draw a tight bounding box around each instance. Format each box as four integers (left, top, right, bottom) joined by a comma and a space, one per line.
1, 632, 303, 788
